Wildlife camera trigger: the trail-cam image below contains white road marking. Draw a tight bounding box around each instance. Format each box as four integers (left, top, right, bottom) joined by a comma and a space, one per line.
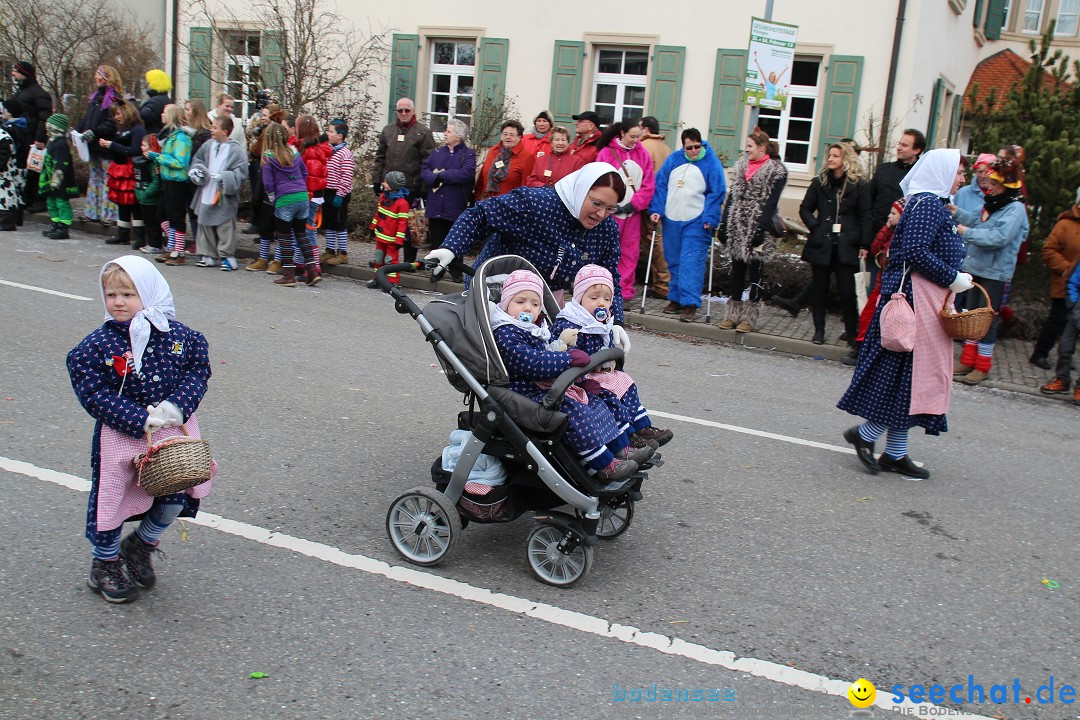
0, 454, 990, 719
650, 410, 855, 455
0, 279, 93, 301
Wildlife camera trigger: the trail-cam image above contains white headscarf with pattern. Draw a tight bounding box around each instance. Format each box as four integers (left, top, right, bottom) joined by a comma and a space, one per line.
100, 255, 175, 374
900, 148, 962, 200
555, 162, 622, 218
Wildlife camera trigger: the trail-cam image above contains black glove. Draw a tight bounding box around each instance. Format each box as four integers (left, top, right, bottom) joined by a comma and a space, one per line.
617, 201, 634, 214
369, 228, 376, 239
373, 183, 381, 196
750, 227, 766, 247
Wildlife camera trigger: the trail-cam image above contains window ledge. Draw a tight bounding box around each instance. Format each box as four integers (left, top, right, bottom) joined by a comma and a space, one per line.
974, 26, 987, 46
948, 0, 966, 15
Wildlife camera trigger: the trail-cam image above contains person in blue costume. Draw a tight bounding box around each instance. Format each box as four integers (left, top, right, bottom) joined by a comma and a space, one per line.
648, 128, 727, 323
67, 255, 213, 603
425, 162, 633, 353
838, 149, 973, 480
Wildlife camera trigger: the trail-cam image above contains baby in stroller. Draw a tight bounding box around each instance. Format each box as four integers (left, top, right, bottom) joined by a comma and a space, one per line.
552, 264, 673, 449
491, 269, 654, 481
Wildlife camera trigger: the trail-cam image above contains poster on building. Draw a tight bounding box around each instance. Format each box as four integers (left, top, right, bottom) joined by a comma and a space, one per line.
743, 17, 799, 111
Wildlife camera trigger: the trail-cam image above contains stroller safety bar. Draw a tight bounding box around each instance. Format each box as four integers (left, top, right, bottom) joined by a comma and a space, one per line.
542, 348, 625, 410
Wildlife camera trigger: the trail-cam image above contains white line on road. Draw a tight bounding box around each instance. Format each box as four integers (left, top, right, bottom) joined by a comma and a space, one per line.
0, 454, 991, 719
0, 279, 94, 301
650, 410, 855, 455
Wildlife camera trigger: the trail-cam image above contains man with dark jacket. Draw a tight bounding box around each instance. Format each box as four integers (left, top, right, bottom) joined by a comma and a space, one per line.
10, 60, 53, 214
139, 69, 173, 134
868, 128, 924, 234
372, 97, 435, 262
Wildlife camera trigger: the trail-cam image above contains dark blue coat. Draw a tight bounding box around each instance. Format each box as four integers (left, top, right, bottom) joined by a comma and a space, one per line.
837, 193, 965, 433
442, 186, 624, 323
421, 143, 476, 222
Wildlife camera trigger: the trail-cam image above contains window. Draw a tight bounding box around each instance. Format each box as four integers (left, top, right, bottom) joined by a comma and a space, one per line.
592, 48, 648, 126
224, 32, 261, 120
1023, 0, 1044, 31
1056, 0, 1079, 34
754, 58, 820, 172
1002, 0, 1012, 24
428, 41, 475, 133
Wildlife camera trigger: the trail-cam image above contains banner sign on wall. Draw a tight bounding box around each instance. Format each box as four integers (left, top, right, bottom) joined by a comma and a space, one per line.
743, 17, 799, 111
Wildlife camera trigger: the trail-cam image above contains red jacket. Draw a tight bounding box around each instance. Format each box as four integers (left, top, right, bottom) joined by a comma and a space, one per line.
525, 148, 585, 187
521, 132, 551, 159
474, 142, 535, 202
870, 224, 894, 270
290, 136, 333, 196
569, 131, 600, 164
370, 194, 410, 246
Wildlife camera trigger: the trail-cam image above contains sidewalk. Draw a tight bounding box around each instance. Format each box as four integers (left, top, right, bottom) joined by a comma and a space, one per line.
42, 213, 1072, 402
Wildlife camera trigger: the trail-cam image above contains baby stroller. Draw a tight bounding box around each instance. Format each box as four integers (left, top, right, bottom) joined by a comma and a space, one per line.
376, 255, 659, 587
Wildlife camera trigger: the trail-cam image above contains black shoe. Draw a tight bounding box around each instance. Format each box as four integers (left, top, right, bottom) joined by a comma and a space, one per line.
120, 532, 161, 589
1029, 353, 1052, 370
241, 223, 260, 235
812, 329, 825, 345
87, 558, 139, 603
839, 331, 849, 342
50, 225, 70, 240
843, 427, 879, 474
878, 454, 930, 479
841, 353, 858, 366
774, 296, 801, 318
366, 279, 380, 289
41, 222, 58, 237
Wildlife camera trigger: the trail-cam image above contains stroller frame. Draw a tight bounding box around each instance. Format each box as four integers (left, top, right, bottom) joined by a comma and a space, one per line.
377, 255, 647, 586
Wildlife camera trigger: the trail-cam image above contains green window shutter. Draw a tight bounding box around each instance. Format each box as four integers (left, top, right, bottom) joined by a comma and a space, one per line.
947, 93, 963, 146
985, 0, 1007, 38
475, 37, 510, 144
973, 0, 985, 27
188, 27, 212, 107
819, 55, 864, 150
647, 45, 685, 141
261, 30, 285, 98
708, 48, 747, 162
388, 34, 419, 124
549, 40, 584, 126
926, 78, 946, 147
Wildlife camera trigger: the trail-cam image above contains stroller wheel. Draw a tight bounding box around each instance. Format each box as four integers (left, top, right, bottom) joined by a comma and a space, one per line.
386, 487, 461, 567
596, 497, 635, 540
525, 524, 593, 587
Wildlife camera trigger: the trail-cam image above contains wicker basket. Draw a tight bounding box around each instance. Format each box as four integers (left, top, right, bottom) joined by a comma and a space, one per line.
135, 425, 212, 497
940, 282, 995, 341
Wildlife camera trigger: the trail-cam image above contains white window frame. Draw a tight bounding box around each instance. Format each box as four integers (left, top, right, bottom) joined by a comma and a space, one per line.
223, 31, 261, 121
428, 40, 476, 135
1055, 0, 1080, 35
1022, 0, 1044, 32
754, 57, 821, 174
1002, 0, 1012, 25
591, 47, 649, 127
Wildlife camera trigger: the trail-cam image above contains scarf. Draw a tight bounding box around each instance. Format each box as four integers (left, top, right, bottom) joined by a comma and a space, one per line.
900, 148, 961, 199
383, 187, 409, 202
981, 188, 1022, 217
100, 255, 175, 375
91, 85, 116, 110
397, 116, 417, 131
199, 140, 229, 206
745, 155, 768, 180
485, 145, 512, 196
557, 300, 613, 340
555, 162, 622, 217
529, 128, 550, 142
489, 302, 551, 341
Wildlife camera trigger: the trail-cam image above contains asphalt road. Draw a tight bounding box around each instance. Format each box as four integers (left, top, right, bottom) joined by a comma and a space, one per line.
1, 224, 1077, 720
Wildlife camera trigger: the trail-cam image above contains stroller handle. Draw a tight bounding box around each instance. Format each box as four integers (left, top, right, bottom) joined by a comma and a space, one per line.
542, 348, 625, 411
374, 262, 423, 293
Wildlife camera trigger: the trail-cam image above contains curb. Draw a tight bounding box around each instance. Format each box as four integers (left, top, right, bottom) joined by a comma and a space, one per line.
27, 212, 1056, 402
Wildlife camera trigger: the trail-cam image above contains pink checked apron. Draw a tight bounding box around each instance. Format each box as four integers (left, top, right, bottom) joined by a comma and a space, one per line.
96, 413, 216, 531
587, 368, 635, 399
909, 274, 953, 416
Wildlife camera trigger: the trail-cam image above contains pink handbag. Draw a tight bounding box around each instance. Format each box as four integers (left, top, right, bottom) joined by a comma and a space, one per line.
880, 265, 916, 352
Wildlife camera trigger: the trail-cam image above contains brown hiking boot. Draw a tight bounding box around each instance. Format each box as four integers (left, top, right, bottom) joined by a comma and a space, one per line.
596, 458, 637, 481
165, 254, 185, 266
245, 257, 269, 271
266, 260, 283, 274
736, 321, 753, 333
952, 361, 973, 376
718, 319, 735, 329
273, 266, 297, 286
662, 301, 681, 314
304, 262, 322, 286
319, 249, 336, 263
634, 426, 673, 447
679, 306, 697, 323
329, 252, 348, 266
961, 369, 989, 385
1040, 377, 1070, 395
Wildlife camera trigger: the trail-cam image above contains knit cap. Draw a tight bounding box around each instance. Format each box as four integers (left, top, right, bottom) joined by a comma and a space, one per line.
1, 98, 23, 117
890, 196, 907, 215
46, 113, 69, 133
385, 171, 407, 190
973, 152, 997, 169
498, 269, 545, 313
14, 60, 34, 80
573, 264, 614, 304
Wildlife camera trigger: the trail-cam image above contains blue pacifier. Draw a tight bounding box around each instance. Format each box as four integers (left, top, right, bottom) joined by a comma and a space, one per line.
517, 311, 534, 324
593, 307, 609, 321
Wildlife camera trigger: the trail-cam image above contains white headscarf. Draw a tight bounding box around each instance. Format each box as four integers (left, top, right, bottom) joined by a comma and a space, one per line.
554, 162, 622, 218
100, 255, 175, 374
899, 148, 962, 199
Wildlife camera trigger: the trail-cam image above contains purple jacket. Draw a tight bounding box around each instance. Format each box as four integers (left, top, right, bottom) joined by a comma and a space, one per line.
421, 143, 477, 221
261, 150, 308, 202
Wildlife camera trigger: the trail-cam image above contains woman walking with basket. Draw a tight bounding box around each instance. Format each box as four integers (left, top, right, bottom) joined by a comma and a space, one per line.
67, 255, 213, 603
838, 149, 972, 480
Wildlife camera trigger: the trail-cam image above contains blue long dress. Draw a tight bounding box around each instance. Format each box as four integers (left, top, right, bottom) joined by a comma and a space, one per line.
837, 193, 965, 434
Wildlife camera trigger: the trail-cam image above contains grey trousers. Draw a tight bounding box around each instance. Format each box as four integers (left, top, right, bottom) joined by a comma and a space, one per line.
195, 218, 237, 260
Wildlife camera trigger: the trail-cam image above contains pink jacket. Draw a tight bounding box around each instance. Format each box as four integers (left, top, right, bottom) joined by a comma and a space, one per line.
596, 140, 655, 212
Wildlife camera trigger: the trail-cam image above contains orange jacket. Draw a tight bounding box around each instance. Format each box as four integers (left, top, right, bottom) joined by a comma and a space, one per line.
1042, 207, 1080, 298
474, 142, 535, 202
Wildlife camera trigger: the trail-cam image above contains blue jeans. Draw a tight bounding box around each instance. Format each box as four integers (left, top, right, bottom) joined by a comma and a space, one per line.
274, 201, 308, 223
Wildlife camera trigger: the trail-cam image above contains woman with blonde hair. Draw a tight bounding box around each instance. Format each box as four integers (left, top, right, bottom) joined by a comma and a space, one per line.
798, 142, 871, 346
76, 65, 124, 223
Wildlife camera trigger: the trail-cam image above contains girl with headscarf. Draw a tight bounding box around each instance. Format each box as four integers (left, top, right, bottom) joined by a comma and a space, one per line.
427, 162, 633, 351
67, 255, 213, 603
75, 65, 124, 223
838, 149, 973, 480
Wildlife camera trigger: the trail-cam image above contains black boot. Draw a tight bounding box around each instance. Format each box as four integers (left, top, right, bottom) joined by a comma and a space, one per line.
50, 223, 70, 240
106, 225, 129, 245
42, 222, 59, 237
131, 223, 146, 250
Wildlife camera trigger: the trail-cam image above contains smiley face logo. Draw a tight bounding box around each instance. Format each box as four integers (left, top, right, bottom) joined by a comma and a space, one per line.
848, 678, 876, 708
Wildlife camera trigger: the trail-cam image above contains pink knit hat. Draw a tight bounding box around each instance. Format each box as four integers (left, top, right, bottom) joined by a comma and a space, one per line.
974, 153, 997, 169
498, 269, 545, 312
573, 264, 614, 304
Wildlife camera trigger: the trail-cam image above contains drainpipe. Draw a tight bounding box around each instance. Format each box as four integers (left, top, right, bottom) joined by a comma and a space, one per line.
170, 0, 180, 85
880, 0, 907, 164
